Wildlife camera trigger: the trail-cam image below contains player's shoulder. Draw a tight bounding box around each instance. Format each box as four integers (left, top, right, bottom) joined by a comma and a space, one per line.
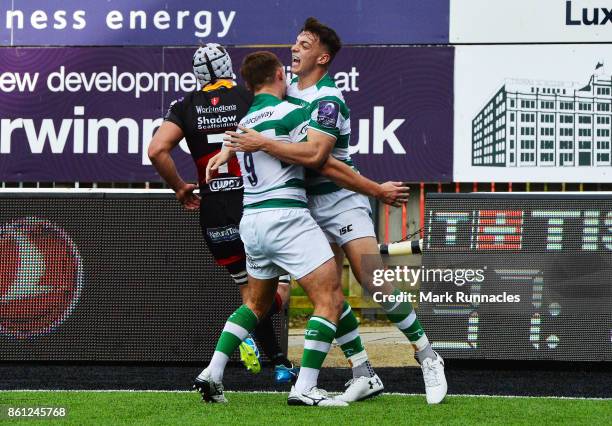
313, 77, 349, 119
315, 74, 344, 99
168, 93, 185, 108
314, 88, 346, 108
230, 83, 253, 99
196, 82, 249, 98
223, 84, 254, 108
275, 100, 309, 120
277, 99, 304, 114
239, 96, 280, 128
164, 91, 195, 120
271, 102, 308, 135
170, 88, 206, 108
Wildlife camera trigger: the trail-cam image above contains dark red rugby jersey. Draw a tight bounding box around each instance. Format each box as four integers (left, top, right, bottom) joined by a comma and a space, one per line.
164, 80, 253, 195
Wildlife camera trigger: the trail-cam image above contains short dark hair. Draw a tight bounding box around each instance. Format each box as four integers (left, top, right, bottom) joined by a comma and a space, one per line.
300, 17, 342, 64
240, 51, 283, 91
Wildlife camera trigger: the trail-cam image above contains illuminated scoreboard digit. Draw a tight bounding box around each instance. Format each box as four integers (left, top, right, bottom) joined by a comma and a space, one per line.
475, 210, 524, 250
420, 193, 612, 362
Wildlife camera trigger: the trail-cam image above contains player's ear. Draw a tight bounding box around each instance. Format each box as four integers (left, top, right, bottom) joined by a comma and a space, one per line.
317, 52, 330, 66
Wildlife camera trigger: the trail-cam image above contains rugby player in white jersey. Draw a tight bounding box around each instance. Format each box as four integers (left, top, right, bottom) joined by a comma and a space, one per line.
223, 18, 447, 404
148, 44, 297, 383
196, 51, 408, 407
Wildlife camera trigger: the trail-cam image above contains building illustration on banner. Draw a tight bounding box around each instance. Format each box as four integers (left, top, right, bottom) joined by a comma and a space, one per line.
472, 63, 612, 168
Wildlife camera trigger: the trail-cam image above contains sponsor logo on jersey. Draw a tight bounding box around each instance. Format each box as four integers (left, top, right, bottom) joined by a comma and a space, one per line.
197, 115, 238, 130
317, 100, 339, 128
209, 177, 244, 192
195, 104, 237, 114
0, 218, 84, 339
211, 97, 220, 106
241, 110, 273, 126
206, 225, 240, 243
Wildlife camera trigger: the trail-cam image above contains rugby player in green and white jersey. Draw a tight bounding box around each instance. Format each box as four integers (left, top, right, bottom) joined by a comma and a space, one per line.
197, 51, 397, 407
224, 18, 447, 405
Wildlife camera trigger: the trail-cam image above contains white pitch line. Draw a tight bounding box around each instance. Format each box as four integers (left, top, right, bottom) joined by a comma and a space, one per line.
0, 390, 610, 401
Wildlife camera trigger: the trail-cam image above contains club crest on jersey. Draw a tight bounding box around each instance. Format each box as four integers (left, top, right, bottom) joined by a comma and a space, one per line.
316, 100, 339, 128
211, 97, 220, 106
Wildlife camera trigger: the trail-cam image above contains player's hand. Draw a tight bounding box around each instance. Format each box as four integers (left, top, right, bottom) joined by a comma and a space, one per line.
205, 150, 233, 183
224, 126, 267, 153
377, 181, 410, 207
176, 183, 201, 211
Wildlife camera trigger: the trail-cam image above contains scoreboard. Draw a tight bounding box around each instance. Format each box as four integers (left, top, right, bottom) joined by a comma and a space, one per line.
419, 193, 612, 361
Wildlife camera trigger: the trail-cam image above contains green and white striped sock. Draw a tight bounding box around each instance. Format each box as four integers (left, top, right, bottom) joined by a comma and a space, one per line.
294, 316, 337, 394
335, 301, 375, 377
381, 288, 430, 351
335, 301, 366, 358
206, 305, 258, 382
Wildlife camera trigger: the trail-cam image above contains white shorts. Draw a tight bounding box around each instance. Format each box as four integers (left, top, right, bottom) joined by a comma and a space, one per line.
308, 189, 376, 246
240, 208, 334, 280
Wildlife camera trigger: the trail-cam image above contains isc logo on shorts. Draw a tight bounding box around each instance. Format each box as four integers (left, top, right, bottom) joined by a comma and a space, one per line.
339, 224, 353, 235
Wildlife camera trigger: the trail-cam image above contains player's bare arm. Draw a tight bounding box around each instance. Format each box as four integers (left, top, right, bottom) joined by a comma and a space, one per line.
147, 121, 201, 211
304, 126, 410, 205
225, 126, 330, 169
320, 157, 410, 207
205, 148, 236, 183
225, 126, 409, 206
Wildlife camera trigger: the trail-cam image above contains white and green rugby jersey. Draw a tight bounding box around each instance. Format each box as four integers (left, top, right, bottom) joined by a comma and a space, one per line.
237, 93, 310, 211
286, 73, 354, 195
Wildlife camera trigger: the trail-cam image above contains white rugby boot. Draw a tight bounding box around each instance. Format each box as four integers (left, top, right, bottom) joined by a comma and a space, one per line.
420, 352, 447, 404
193, 368, 228, 403
336, 374, 384, 402
287, 386, 348, 407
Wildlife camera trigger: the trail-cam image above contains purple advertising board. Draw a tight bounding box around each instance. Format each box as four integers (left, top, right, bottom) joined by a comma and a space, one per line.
1, 0, 449, 46
0, 46, 453, 182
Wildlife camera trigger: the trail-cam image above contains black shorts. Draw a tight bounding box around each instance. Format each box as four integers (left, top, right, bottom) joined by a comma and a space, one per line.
199, 190, 245, 269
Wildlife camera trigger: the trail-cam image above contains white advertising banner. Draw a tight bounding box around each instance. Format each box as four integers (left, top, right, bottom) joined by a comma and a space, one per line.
451, 0, 612, 43
454, 45, 612, 182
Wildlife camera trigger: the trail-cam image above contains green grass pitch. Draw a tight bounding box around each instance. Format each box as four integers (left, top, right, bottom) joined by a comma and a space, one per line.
1, 391, 610, 425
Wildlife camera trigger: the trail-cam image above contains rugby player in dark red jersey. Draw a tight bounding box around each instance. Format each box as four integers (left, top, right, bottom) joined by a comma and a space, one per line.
147, 43, 296, 386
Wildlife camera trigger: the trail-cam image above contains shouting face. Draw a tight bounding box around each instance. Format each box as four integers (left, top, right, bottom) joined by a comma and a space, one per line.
290, 31, 329, 76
